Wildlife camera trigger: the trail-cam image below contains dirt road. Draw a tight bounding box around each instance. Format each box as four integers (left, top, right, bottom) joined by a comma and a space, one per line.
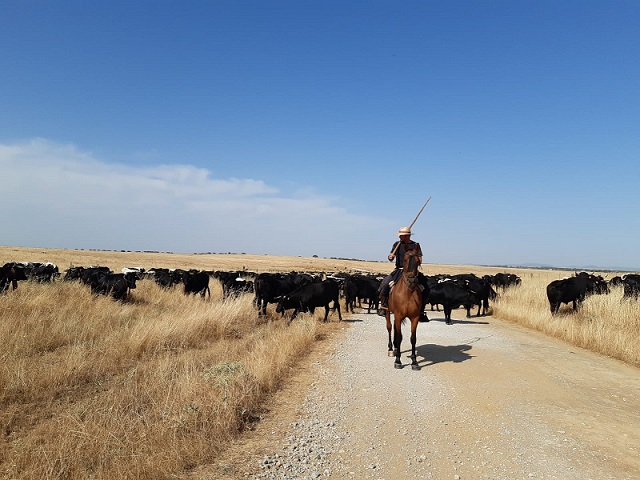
206, 309, 640, 479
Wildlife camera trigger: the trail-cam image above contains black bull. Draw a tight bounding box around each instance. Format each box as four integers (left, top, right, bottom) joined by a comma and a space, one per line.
1, 265, 28, 292
276, 280, 343, 323
622, 274, 640, 300
183, 271, 211, 298
546, 274, 608, 314
343, 275, 380, 314
87, 272, 139, 301
427, 281, 477, 325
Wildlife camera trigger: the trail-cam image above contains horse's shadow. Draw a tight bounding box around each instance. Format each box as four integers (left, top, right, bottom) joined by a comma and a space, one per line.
426, 317, 490, 325
412, 343, 474, 366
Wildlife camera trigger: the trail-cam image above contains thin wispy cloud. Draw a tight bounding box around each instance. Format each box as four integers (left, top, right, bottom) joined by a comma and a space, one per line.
1, 139, 389, 259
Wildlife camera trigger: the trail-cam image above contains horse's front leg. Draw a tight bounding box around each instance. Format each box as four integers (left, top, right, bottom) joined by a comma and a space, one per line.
393, 320, 403, 368
410, 318, 420, 370
385, 312, 393, 356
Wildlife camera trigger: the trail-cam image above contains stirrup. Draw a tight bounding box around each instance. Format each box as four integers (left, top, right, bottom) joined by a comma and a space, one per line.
377, 306, 388, 317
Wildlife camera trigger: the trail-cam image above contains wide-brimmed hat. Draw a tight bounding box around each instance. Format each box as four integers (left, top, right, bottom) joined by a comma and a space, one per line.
397, 226, 412, 236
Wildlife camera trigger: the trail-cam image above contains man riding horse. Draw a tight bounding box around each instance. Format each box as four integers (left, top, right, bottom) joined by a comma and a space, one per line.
378, 226, 430, 322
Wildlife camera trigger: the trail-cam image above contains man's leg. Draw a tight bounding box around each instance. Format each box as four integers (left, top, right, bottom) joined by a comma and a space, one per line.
419, 274, 430, 322
377, 275, 392, 316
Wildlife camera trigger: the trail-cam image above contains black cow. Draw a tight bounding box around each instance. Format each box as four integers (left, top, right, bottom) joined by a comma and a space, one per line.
276, 279, 343, 323
79, 266, 113, 285
487, 272, 521, 288
3, 262, 35, 279
455, 274, 496, 317
62, 266, 111, 283
546, 272, 609, 314
622, 274, 640, 300
147, 268, 175, 288
146, 268, 190, 289
343, 275, 380, 314
30, 263, 59, 282
4, 261, 59, 282
213, 270, 255, 298
0, 263, 28, 293
254, 272, 316, 316
86, 271, 139, 301
183, 270, 210, 298
169, 269, 189, 285
64, 266, 86, 281
427, 280, 478, 325
609, 276, 624, 287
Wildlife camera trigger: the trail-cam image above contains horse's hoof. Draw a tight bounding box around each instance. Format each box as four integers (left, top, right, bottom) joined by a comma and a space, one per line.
394, 363, 403, 369
411, 364, 421, 371
388, 351, 394, 357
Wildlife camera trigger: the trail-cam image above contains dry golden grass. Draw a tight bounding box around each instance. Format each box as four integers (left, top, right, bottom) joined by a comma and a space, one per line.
492, 270, 640, 367
0, 246, 350, 479
2, 246, 639, 478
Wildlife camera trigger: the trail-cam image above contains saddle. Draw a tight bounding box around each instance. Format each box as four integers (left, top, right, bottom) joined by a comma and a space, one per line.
389, 279, 424, 293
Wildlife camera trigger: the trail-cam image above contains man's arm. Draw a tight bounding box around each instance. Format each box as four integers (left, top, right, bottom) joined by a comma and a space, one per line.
388, 241, 399, 261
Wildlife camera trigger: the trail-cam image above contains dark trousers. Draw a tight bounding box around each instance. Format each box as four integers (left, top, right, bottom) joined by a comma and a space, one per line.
379, 269, 403, 297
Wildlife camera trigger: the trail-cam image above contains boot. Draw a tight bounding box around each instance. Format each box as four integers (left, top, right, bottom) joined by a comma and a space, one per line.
377, 294, 388, 316
420, 289, 430, 322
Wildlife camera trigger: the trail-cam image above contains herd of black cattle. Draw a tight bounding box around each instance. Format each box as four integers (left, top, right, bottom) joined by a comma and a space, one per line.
2, 261, 640, 319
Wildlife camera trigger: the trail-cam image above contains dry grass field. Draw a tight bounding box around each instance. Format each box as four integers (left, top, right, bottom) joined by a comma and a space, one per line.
1, 246, 638, 479
492, 269, 640, 366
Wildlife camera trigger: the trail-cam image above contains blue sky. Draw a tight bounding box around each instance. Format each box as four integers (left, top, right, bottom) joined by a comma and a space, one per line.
2, 1, 639, 269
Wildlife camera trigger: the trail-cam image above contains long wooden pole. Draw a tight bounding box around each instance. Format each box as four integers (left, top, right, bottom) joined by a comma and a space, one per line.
390, 196, 432, 258
407, 196, 432, 230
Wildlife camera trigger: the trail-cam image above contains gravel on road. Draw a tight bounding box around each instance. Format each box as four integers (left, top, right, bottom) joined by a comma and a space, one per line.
204, 309, 640, 480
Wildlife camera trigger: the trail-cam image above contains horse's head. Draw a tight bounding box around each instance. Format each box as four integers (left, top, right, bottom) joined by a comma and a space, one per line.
402, 251, 420, 290
403, 251, 420, 275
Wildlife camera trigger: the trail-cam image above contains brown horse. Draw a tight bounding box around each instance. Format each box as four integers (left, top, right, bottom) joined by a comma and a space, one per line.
385, 250, 423, 370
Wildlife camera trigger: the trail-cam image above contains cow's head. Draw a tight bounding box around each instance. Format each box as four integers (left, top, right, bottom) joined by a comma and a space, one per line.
275, 295, 298, 315
275, 295, 287, 314
124, 272, 140, 289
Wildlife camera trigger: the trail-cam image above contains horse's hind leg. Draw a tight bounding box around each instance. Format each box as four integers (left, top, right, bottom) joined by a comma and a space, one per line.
393, 321, 403, 368
410, 318, 420, 370
386, 312, 393, 356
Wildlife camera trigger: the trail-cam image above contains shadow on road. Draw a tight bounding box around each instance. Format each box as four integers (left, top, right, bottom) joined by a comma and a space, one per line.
425, 317, 490, 325
414, 343, 474, 366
